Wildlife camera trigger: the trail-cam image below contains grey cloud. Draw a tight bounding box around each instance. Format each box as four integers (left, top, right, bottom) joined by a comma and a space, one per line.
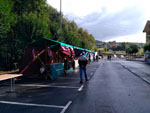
67, 5, 146, 41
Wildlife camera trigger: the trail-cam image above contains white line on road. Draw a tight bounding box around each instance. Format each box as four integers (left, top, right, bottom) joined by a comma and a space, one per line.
48, 85, 79, 89
78, 85, 84, 91
60, 101, 72, 113
9, 84, 80, 89
59, 77, 79, 80
51, 82, 80, 86
0, 101, 65, 108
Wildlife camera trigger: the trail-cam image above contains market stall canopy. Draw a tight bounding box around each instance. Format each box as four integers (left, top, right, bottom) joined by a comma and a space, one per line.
28, 38, 60, 48
61, 46, 71, 56
61, 46, 76, 57
28, 38, 95, 55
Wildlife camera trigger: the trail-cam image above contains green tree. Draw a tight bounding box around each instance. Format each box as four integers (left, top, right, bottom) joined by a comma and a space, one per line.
50, 22, 63, 40
0, 0, 15, 41
126, 44, 139, 54
0, 0, 16, 69
47, 5, 60, 23
68, 21, 78, 33
0, 0, 96, 70
121, 42, 127, 50
144, 44, 150, 52
104, 45, 108, 51
11, 0, 48, 16
16, 13, 50, 45
126, 47, 132, 54
63, 31, 81, 47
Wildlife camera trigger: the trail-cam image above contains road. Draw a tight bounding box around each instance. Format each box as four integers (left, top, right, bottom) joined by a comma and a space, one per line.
0, 59, 150, 113
66, 59, 150, 113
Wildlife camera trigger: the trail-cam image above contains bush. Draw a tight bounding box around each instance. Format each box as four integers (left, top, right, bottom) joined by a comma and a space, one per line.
144, 44, 150, 52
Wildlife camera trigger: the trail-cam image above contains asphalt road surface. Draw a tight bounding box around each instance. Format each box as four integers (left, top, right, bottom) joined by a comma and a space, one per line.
0, 59, 150, 113
66, 59, 150, 113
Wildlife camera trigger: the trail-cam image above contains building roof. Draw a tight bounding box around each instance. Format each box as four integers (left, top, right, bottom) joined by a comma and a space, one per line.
143, 20, 150, 32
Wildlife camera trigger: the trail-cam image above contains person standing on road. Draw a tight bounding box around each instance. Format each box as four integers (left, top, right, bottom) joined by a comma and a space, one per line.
64, 57, 68, 75
78, 52, 88, 83
88, 54, 91, 63
96, 55, 98, 62
72, 56, 75, 70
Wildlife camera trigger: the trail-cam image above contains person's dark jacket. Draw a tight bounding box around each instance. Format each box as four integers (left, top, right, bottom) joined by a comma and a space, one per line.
78, 56, 88, 67
64, 59, 68, 70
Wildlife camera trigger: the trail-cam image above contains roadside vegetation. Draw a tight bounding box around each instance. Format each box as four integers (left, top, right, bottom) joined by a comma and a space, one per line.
96, 41, 144, 57
0, 0, 96, 71
144, 44, 150, 52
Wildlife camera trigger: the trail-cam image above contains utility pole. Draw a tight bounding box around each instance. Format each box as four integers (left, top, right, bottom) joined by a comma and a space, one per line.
60, 0, 62, 29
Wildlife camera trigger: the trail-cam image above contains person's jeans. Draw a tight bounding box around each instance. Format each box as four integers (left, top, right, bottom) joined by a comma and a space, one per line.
79, 66, 88, 81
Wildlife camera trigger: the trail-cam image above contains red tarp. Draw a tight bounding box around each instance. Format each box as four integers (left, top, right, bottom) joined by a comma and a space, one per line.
61, 46, 75, 57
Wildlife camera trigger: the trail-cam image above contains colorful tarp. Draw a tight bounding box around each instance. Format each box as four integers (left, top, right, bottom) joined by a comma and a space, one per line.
61, 46, 76, 57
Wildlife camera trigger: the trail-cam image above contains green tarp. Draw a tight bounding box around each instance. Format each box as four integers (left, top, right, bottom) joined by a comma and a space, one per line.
29, 38, 95, 53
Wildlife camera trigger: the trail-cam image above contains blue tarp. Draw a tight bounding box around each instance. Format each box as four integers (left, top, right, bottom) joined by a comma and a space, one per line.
49, 63, 64, 79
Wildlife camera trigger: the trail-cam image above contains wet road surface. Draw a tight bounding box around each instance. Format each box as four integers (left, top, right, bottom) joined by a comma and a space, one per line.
0, 62, 99, 113
66, 59, 150, 113
0, 59, 150, 113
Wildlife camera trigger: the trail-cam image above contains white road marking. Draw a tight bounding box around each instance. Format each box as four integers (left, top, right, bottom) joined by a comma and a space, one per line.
0, 101, 65, 108
48, 86, 79, 89
8, 84, 80, 89
60, 101, 72, 113
59, 77, 79, 80
78, 85, 84, 91
51, 82, 79, 85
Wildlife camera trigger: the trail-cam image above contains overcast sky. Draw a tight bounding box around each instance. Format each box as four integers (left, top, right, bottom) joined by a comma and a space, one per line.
47, 0, 150, 43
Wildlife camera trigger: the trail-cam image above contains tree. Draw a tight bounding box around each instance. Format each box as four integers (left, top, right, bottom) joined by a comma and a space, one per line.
121, 42, 127, 50
144, 44, 150, 52
47, 5, 60, 23
63, 31, 81, 47
68, 21, 78, 33
126, 44, 139, 54
126, 47, 132, 54
104, 45, 108, 51
0, 0, 15, 41
0, 0, 96, 70
11, 0, 48, 16
0, 0, 16, 69
15, 13, 50, 45
50, 23, 63, 40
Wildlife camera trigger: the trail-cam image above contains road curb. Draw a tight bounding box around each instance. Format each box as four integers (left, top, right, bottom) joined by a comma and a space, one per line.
119, 63, 150, 85
126, 59, 145, 62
